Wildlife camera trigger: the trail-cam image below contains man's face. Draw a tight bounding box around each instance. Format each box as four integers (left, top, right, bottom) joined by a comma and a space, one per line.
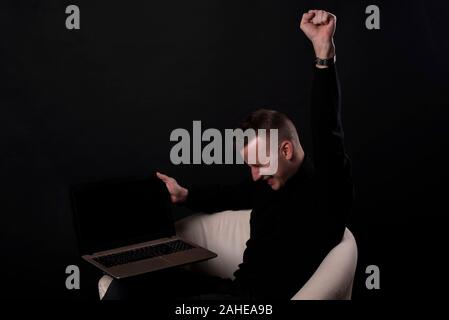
241, 136, 289, 191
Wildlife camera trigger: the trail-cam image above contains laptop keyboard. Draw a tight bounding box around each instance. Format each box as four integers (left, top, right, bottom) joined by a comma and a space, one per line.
93, 240, 194, 268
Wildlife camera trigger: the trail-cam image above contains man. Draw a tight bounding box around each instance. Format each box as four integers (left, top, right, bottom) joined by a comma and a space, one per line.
104, 9, 352, 300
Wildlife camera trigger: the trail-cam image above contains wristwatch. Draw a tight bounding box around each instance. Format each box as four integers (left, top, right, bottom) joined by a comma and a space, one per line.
315, 55, 335, 67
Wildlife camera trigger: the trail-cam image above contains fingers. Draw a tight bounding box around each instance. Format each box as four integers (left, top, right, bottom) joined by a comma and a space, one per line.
311, 10, 321, 24
300, 12, 315, 25
307, 10, 335, 25
313, 10, 325, 25
156, 171, 170, 183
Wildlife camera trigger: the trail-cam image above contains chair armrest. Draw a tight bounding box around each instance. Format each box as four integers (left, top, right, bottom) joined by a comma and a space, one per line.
291, 228, 358, 300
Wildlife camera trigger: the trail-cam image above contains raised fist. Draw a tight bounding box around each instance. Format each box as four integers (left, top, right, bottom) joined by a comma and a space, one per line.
300, 10, 336, 59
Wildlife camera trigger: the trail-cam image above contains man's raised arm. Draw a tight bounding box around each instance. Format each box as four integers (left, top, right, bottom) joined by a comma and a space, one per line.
300, 10, 350, 179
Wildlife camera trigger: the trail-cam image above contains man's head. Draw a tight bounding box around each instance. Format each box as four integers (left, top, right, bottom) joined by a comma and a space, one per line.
239, 109, 305, 190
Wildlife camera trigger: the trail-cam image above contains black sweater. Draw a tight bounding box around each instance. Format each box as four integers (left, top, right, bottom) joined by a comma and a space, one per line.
184, 64, 353, 299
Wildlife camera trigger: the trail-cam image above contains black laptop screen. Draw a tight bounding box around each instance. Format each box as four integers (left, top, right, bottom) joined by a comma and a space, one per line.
72, 176, 175, 254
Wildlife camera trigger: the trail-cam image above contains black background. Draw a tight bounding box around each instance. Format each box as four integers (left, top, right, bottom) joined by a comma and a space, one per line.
1, 0, 448, 299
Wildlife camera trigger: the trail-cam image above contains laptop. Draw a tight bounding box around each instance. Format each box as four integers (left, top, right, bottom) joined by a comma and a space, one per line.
71, 175, 217, 279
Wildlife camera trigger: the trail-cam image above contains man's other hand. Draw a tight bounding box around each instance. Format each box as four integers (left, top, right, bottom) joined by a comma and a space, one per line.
300, 10, 336, 60
156, 172, 188, 204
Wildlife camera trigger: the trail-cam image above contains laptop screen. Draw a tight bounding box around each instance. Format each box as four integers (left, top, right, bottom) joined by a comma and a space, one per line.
71, 176, 175, 254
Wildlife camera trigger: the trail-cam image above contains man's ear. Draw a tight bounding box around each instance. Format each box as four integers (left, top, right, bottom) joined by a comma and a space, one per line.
280, 141, 293, 160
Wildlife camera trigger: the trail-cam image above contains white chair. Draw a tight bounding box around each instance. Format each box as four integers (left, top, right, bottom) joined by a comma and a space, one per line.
99, 210, 357, 300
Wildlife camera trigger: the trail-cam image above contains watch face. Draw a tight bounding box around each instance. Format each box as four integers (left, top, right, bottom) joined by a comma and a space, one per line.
316, 57, 334, 65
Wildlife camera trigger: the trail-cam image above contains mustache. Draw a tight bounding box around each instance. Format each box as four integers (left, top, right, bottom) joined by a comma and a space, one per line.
262, 176, 274, 181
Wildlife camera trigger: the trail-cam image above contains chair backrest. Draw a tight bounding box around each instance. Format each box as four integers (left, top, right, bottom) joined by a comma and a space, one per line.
175, 210, 358, 299
175, 210, 251, 279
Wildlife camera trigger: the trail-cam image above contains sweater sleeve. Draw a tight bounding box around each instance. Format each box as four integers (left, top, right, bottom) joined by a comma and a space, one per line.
310, 64, 350, 179
310, 63, 353, 245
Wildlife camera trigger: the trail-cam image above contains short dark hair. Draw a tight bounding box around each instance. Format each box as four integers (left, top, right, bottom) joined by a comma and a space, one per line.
239, 109, 300, 146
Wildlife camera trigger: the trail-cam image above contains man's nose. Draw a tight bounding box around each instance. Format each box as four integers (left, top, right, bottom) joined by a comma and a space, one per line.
251, 167, 261, 181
